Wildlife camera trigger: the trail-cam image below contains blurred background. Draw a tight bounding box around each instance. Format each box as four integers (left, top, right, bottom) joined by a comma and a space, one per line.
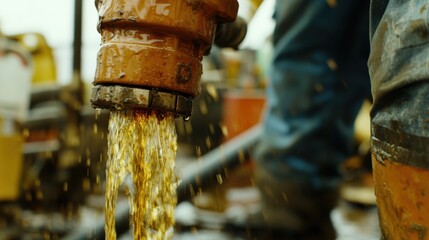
0, 0, 378, 239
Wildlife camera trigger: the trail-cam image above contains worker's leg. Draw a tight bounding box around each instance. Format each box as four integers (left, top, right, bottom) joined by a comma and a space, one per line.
369, 0, 429, 239
254, 0, 370, 238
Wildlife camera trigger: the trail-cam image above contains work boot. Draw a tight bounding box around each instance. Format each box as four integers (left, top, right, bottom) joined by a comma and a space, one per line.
253, 166, 339, 240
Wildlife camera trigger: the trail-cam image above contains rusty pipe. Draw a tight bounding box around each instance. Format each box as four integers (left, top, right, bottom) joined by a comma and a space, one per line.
90, 0, 239, 117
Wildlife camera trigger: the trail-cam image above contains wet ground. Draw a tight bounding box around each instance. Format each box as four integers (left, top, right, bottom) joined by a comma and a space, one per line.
111, 149, 381, 240
112, 197, 381, 240
171, 194, 381, 240
169, 150, 381, 240
0, 180, 380, 240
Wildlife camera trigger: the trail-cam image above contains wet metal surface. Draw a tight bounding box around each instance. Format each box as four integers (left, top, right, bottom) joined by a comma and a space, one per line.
91, 85, 193, 117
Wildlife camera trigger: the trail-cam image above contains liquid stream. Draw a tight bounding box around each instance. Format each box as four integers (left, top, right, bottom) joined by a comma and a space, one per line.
105, 110, 178, 240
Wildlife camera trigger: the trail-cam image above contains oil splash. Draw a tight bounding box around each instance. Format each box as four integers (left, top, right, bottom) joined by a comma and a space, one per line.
105, 110, 178, 240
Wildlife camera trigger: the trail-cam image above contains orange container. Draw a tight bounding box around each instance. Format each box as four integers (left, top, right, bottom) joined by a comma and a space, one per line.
222, 89, 265, 141
373, 157, 429, 240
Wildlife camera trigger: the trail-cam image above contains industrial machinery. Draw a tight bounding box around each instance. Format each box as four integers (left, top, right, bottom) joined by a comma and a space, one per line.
90, 0, 245, 117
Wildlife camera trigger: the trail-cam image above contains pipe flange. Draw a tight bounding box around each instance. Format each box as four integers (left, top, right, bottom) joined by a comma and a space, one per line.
90, 85, 193, 117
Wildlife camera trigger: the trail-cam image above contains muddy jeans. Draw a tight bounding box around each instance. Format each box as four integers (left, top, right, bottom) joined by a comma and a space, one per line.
369, 1, 429, 238
255, 0, 371, 190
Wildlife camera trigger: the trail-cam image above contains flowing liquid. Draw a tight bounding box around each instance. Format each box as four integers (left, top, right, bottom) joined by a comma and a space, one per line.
105, 110, 178, 240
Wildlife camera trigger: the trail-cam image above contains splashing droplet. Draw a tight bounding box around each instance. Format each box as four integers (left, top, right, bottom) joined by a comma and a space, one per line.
95, 108, 101, 120
216, 174, 223, 185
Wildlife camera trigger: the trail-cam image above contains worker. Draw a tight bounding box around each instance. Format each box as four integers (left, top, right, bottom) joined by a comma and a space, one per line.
369, 0, 429, 238
252, 0, 371, 239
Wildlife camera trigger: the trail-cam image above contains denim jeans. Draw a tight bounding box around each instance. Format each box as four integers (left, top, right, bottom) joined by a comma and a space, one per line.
255, 0, 371, 189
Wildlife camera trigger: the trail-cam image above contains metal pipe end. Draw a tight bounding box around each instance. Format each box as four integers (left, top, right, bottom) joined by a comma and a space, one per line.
90, 85, 193, 118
